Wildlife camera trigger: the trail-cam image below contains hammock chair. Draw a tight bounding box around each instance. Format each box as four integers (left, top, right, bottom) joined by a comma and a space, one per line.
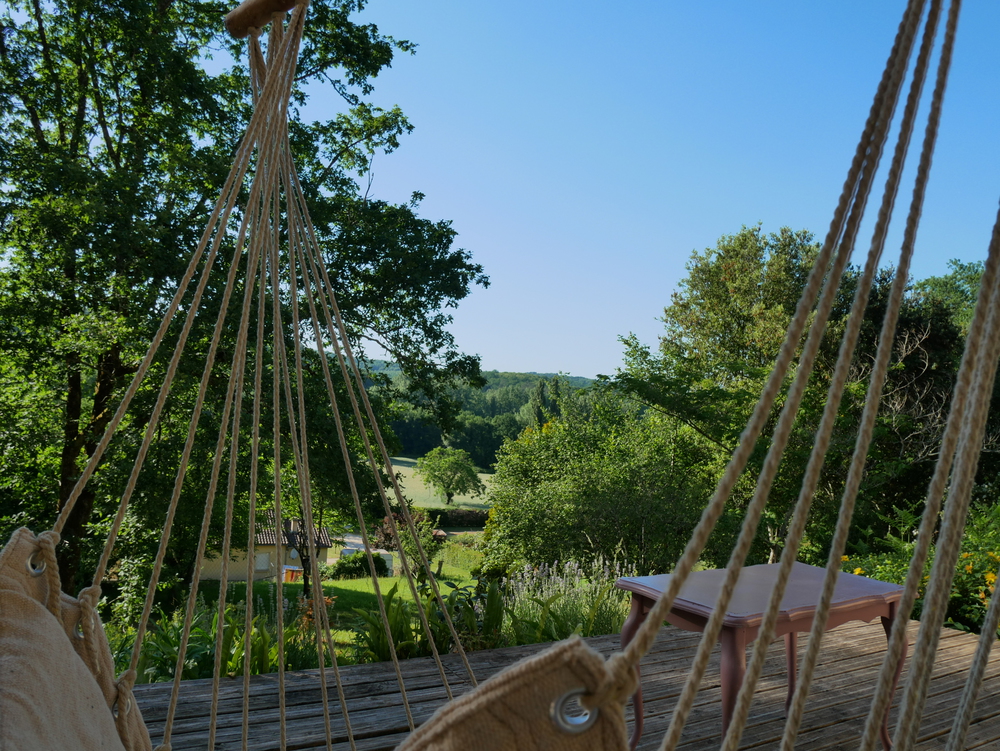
1, 0, 996, 749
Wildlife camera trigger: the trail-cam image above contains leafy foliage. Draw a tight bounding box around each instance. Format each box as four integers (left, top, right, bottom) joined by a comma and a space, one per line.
610, 225, 968, 563
481, 388, 730, 576
368, 509, 443, 568
414, 446, 485, 505
321, 551, 389, 580
0, 0, 487, 602
419, 506, 489, 528
106, 597, 333, 683
843, 504, 1000, 635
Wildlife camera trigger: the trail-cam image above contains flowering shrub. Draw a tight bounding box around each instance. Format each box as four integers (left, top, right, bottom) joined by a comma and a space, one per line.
843, 537, 999, 634
502, 558, 634, 645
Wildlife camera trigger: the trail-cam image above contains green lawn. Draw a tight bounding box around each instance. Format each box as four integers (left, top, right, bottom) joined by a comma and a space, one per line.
391, 456, 492, 510
197, 541, 482, 660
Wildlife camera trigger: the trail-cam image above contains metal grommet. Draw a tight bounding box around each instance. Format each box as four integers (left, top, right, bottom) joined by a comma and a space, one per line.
112, 697, 131, 719
26, 550, 46, 577
73, 614, 93, 640
550, 688, 599, 734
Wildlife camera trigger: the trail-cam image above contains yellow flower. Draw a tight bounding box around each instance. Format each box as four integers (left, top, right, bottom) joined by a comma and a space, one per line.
962, 552, 971, 559
986, 572, 997, 586
853, 568, 864, 576
841, 555, 849, 562
965, 564, 974, 573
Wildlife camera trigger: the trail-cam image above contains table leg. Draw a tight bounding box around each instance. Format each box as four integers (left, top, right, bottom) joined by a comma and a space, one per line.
719, 626, 748, 736
621, 594, 649, 751
878, 602, 907, 750
784, 631, 798, 715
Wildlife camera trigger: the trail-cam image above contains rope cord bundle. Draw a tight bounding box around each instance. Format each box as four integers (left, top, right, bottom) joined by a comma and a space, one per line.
408, 0, 1000, 748
3, 3, 476, 750
1, 0, 998, 750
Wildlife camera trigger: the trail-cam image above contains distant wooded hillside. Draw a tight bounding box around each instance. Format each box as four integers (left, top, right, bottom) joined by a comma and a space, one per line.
378, 364, 594, 468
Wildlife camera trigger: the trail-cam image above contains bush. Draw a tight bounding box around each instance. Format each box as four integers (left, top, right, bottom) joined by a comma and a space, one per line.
352, 583, 425, 662
419, 507, 489, 529
502, 558, 634, 645
369, 510, 443, 566
322, 552, 389, 580
438, 540, 484, 575
105, 597, 337, 683
445, 508, 489, 527
843, 504, 1000, 634
481, 397, 720, 576
352, 578, 506, 662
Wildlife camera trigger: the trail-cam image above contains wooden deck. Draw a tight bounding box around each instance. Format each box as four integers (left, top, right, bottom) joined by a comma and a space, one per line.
133, 619, 1000, 750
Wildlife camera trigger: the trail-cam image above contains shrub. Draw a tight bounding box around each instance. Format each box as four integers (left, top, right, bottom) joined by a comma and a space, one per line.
419, 507, 489, 529
352, 583, 425, 662
322, 552, 389, 580
352, 579, 506, 661
445, 508, 489, 527
105, 597, 338, 683
369, 510, 443, 566
502, 558, 634, 645
843, 504, 1000, 635
428, 579, 505, 651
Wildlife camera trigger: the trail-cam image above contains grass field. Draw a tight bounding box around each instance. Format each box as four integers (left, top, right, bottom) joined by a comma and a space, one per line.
196, 542, 483, 661
391, 456, 492, 511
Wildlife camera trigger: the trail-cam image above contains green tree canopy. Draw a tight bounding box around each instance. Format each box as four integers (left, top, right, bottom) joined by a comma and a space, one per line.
414, 446, 485, 505
610, 226, 968, 562
913, 259, 983, 336
0, 0, 487, 595
480, 388, 734, 576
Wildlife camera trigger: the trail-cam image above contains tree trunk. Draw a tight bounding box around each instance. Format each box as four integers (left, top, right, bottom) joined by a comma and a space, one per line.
57, 344, 134, 594
300, 550, 312, 600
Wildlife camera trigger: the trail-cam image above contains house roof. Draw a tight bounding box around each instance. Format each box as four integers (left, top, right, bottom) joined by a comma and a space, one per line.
255, 513, 333, 549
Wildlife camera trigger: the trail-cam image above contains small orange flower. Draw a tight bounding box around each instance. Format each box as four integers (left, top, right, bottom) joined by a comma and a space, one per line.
965, 564, 974, 573
853, 568, 864, 576
986, 572, 997, 586
841, 555, 849, 562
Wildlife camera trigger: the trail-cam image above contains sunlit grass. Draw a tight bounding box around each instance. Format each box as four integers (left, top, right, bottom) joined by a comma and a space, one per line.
198, 542, 483, 658
391, 456, 492, 510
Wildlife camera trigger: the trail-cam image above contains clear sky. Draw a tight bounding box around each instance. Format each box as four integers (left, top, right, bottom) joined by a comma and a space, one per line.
315, 1, 1000, 379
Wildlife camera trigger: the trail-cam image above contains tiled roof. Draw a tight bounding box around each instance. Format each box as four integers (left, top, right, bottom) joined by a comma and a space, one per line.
254, 513, 333, 548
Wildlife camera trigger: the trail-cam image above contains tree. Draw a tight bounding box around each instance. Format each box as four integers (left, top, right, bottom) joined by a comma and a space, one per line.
480, 388, 732, 576
446, 413, 499, 470
414, 447, 485, 505
0, 0, 487, 596
913, 259, 983, 336
609, 226, 968, 562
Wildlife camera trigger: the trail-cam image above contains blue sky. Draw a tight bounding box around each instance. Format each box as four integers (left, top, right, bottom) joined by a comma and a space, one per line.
316, 1, 1000, 378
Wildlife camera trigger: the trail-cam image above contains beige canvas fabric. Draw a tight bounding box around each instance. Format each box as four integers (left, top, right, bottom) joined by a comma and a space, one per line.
0, 527, 151, 751
397, 636, 632, 751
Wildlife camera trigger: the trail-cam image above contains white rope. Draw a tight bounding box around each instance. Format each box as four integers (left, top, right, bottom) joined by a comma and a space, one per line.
893, 230, 1000, 751
781, 3, 958, 747
946, 517, 1000, 750
646, 6, 926, 750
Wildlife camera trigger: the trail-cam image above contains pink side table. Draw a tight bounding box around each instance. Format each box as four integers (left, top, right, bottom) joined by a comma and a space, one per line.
615, 562, 905, 750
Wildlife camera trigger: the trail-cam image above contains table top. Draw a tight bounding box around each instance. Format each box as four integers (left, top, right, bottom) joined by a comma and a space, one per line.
616, 562, 903, 629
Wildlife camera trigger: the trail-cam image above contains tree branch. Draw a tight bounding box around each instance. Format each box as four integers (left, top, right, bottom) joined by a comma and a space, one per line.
29, 0, 65, 144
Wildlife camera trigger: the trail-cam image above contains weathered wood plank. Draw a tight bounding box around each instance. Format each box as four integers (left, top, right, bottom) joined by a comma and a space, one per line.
134, 621, 999, 751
